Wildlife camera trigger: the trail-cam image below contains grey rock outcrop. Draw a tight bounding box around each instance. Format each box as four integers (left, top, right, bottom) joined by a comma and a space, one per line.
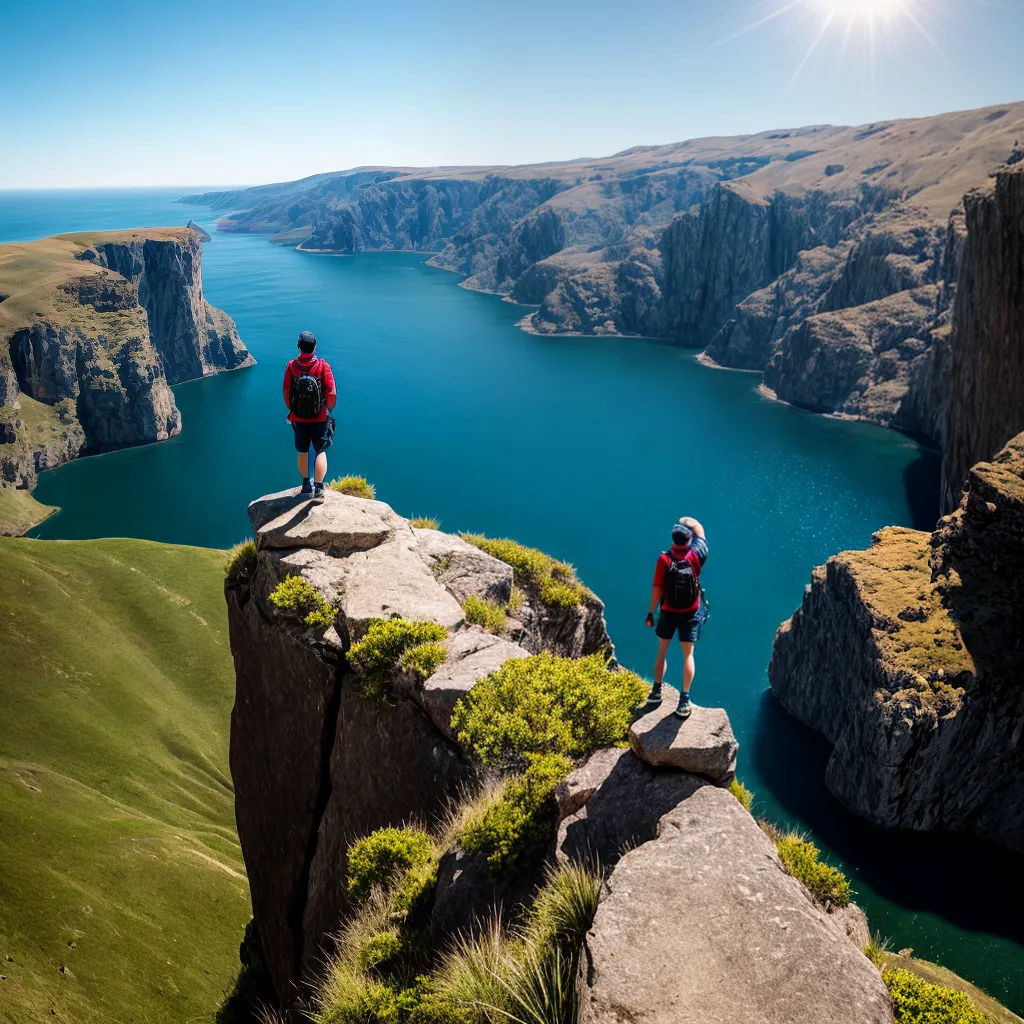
769, 433, 1024, 850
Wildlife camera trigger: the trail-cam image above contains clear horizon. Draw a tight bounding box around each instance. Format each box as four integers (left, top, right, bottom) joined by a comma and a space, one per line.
5, 0, 1024, 189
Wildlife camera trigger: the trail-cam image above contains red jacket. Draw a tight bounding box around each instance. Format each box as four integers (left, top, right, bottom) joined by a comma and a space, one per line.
283, 353, 337, 423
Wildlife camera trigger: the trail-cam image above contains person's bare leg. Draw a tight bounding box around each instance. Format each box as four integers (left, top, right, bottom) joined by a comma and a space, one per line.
681, 641, 696, 694
314, 451, 328, 484
298, 452, 309, 479
654, 637, 672, 685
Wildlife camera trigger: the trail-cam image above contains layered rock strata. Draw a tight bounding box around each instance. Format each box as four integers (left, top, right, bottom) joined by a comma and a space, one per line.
228, 489, 893, 1022
769, 433, 1024, 850
0, 228, 252, 514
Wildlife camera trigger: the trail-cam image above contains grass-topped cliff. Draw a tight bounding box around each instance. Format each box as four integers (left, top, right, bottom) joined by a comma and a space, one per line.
0, 228, 253, 536
0, 536, 250, 1023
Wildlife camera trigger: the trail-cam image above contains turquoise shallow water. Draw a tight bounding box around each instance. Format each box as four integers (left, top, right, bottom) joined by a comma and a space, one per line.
3, 188, 1022, 1012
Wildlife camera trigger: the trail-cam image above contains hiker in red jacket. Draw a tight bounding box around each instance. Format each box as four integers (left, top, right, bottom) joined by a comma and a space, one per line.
282, 331, 337, 501
645, 517, 708, 718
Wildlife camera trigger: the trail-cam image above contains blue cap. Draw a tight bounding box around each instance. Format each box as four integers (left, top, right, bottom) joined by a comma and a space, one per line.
672, 523, 692, 544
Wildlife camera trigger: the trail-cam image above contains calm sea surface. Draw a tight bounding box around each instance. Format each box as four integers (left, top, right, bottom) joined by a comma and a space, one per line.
3, 188, 1021, 1012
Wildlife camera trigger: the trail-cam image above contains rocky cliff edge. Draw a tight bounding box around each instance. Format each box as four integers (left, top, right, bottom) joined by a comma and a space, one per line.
226, 488, 891, 1022
770, 431, 1024, 850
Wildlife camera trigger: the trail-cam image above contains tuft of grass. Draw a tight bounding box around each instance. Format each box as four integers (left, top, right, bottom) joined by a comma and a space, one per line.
460, 534, 590, 609
224, 538, 257, 585
864, 932, 892, 970
883, 967, 989, 1024
348, 618, 450, 703
728, 778, 754, 812
451, 652, 647, 766
459, 753, 572, 878
268, 574, 337, 628
410, 516, 440, 530
462, 595, 508, 635
0, 536, 250, 1024
327, 475, 376, 500
774, 832, 851, 908
525, 861, 602, 952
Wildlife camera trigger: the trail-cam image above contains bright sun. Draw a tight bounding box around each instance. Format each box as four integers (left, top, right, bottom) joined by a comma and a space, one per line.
815, 0, 911, 20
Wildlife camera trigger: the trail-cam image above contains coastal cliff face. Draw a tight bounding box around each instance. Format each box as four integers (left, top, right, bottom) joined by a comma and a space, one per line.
185, 103, 1023, 451
769, 433, 1024, 850
941, 162, 1024, 511
0, 228, 252, 515
227, 489, 892, 1022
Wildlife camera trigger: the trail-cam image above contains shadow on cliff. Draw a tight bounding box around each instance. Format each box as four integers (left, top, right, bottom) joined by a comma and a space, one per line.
901, 444, 942, 532
750, 690, 1024, 946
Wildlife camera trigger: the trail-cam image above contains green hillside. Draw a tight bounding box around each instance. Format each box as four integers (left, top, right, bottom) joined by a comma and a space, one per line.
0, 537, 250, 1024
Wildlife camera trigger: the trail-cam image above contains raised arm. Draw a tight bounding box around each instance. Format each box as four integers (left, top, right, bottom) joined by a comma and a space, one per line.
680, 516, 705, 540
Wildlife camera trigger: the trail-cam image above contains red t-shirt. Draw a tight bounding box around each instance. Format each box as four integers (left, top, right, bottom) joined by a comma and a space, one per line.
653, 539, 708, 614
283, 354, 337, 423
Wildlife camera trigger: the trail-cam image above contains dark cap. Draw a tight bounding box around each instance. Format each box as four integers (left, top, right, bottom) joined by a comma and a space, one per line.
671, 523, 693, 545
297, 330, 317, 352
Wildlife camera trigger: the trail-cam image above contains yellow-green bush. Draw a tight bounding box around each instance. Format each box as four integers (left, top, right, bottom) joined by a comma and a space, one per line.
224, 539, 257, 585
348, 619, 449, 702
459, 753, 572, 878
327, 475, 376, 500
462, 595, 507, 635
883, 967, 988, 1024
268, 575, 337, 628
728, 778, 753, 812
461, 534, 589, 608
347, 827, 436, 910
451, 653, 646, 766
775, 833, 851, 908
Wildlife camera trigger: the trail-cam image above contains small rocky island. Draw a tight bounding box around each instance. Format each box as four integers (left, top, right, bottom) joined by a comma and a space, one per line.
0, 226, 253, 533
218, 487, 1000, 1023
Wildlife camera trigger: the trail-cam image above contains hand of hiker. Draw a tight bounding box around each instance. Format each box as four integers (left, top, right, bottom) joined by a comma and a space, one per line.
645, 612, 654, 627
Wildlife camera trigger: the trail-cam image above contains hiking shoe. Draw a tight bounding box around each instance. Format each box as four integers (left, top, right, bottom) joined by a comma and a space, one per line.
312, 482, 326, 502
300, 478, 313, 495
647, 683, 663, 705
674, 695, 692, 719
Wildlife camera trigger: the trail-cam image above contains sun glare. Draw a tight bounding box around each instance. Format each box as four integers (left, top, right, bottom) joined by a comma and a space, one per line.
816, 0, 910, 19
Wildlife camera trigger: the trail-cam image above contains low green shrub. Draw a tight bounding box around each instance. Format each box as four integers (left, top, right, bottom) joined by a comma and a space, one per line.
268, 575, 337, 629
400, 642, 447, 680
883, 967, 988, 1024
347, 827, 435, 908
775, 832, 851, 908
728, 778, 753, 813
348, 618, 449, 702
451, 652, 647, 766
462, 595, 507, 635
410, 516, 440, 530
459, 753, 572, 878
327, 475, 376, 500
461, 534, 589, 608
224, 539, 257, 586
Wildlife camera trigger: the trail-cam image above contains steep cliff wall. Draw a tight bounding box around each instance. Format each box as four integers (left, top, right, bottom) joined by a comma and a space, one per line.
0, 228, 252, 520
227, 488, 893, 1023
941, 162, 1024, 510
769, 433, 1024, 850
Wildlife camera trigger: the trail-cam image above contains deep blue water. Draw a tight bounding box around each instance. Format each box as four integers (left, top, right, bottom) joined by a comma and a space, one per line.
3, 188, 1021, 1012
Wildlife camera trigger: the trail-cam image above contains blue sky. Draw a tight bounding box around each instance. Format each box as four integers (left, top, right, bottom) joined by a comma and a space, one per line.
4, 0, 1023, 188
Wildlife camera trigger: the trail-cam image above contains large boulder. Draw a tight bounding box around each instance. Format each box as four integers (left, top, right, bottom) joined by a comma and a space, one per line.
629, 694, 739, 783
578, 784, 893, 1024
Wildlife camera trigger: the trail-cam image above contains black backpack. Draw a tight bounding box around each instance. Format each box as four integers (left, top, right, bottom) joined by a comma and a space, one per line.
664, 550, 699, 609
289, 359, 325, 419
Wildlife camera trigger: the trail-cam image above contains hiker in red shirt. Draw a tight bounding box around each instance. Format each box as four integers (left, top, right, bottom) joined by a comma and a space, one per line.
282, 331, 337, 501
645, 517, 709, 718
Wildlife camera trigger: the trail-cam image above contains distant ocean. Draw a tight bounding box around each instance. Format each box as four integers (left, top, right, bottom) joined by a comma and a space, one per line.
2, 188, 1021, 1013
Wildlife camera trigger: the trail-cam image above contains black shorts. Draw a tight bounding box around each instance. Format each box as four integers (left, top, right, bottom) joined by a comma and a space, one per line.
656, 605, 703, 642
292, 416, 334, 454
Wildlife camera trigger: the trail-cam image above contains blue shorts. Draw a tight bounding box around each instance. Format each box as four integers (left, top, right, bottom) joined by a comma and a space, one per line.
656, 604, 703, 642
292, 416, 334, 454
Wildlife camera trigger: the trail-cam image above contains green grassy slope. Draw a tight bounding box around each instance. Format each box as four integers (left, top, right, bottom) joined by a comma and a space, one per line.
0, 485, 56, 537
0, 537, 250, 1024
